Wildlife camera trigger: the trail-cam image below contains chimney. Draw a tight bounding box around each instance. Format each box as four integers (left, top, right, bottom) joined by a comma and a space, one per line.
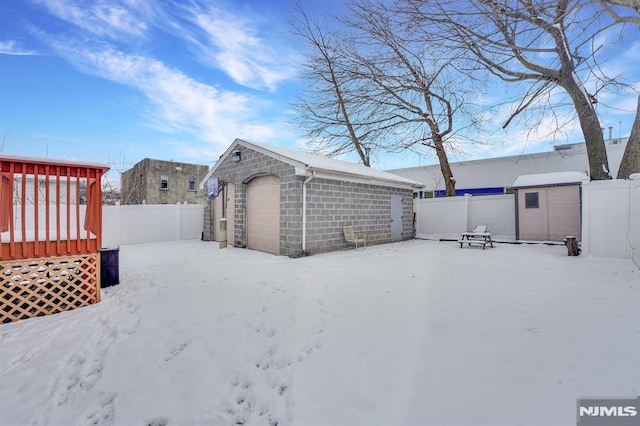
608, 126, 613, 140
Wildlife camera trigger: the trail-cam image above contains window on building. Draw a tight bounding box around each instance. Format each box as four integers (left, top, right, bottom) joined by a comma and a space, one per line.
188, 177, 196, 192
525, 192, 539, 208
160, 175, 169, 190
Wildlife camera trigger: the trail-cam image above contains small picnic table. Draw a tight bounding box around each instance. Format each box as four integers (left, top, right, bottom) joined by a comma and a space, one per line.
458, 232, 494, 249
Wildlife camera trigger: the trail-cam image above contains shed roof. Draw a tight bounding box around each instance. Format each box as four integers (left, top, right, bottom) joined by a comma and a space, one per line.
202, 139, 424, 190
512, 171, 588, 188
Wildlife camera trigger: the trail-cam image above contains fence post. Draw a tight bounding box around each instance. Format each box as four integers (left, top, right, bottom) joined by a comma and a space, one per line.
176, 204, 182, 241
413, 198, 419, 237
632, 179, 640, 269
463, 193, 472, 232
116, 203, 122, 247
580, 178, 590, 256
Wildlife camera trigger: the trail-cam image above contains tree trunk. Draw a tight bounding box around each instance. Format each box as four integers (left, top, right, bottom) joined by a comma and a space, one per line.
563, 76, 611, 180
564, 236, 580, 256
617, 94, 640, 179
433, 134, 456, 196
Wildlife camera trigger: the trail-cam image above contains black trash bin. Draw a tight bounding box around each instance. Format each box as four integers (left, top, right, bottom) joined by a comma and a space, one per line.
100, 247, 120, 287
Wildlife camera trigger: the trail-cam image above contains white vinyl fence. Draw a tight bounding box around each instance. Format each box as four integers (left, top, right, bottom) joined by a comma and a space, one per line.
102, 204, 204, 248
6, 204, 90, 239
414, 180, 640, 269
581, 179, 640, 268
414, 194, 516, 239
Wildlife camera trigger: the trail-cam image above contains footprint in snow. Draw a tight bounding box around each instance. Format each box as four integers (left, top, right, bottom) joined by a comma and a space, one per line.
79, 392, 116, 426
216, 313, 235, 323
164, 342, 189, 362
146, 417, 169, 426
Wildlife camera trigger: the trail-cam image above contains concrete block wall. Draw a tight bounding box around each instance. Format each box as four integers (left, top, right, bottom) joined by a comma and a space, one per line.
203, 200, 214, 241
304, 178, 414, 255
204, 145, 302, 256
206, 143, 415, 257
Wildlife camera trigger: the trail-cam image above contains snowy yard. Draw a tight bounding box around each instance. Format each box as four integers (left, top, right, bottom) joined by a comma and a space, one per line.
1, 239, 638, 426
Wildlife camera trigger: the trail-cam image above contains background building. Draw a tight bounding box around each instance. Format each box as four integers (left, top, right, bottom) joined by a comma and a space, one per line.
388, 137, 628, 197
121, 158, 209, 205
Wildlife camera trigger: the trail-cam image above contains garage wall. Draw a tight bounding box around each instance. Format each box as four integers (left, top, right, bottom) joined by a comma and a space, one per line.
203, 145, 302, 256
304, 178, 414, 255
206, 144, 416, 257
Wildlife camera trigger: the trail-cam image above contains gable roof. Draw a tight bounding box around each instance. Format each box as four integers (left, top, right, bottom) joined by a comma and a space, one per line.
512, 171, 588, 188
202, 139, 424, 190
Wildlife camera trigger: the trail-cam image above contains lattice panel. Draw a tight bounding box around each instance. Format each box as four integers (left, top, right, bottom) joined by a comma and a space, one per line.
0, 253, 99, 324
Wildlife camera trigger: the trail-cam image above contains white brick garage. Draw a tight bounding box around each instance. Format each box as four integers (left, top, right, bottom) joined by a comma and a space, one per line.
247, 175, 281, 255
201, 139, 424, 257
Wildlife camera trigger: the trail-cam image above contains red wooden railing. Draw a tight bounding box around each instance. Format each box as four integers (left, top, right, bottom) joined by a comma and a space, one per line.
0, 156, 109, 260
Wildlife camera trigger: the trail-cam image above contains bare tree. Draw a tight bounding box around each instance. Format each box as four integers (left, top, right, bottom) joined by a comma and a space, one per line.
403, 0, 624, 179
618, 94, 640, 178
596, 0, 640, 25
293, 0, 483, 195
591, 0, 640, 177
291, 3, 373, 166
345, 0, 480, 195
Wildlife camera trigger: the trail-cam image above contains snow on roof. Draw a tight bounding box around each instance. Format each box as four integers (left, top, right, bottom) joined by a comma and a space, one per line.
247, 141, 422, 185
512, 171, 588, 188
0, 153, 110, 170
203, 139, 424, 189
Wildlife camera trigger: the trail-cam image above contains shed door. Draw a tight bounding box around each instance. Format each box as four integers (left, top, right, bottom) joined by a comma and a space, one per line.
518, 189, 548, 241
391, 195, 403, 242
548, 185, 581, 240
247, 175, 280, 255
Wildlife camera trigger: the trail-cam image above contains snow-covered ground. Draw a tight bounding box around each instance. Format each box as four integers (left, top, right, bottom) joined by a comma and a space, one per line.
0, 239, 638, 426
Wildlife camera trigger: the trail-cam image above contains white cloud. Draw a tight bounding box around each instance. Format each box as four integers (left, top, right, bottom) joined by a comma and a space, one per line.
178, 4, 299, 91
50, 40, 275, 149
34, 0, 148, 39
0, 40, 36, 55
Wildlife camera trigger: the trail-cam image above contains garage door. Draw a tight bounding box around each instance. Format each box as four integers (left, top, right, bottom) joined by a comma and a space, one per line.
247, 175, 280, 255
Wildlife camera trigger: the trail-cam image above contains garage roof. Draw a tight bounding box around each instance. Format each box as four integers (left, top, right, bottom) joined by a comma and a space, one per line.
512, 171, 588, 188
203, 139, 425, 190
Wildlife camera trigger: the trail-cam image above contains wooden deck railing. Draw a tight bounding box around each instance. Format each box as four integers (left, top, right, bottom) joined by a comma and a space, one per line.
0, 156, 109, 323
0, 156, 109, 260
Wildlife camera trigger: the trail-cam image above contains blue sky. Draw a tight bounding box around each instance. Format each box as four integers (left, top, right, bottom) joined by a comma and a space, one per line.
1, 0, 639, 187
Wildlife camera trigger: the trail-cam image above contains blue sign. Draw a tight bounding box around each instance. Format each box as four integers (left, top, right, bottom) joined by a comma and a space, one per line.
207, 176, 219, 198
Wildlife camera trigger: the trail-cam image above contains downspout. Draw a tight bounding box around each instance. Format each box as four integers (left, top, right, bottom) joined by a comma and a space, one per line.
302, 171, 315, 255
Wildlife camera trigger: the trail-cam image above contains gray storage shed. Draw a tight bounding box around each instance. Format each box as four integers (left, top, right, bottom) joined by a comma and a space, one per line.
512, 171, 587, 241
200, 139, 424, 257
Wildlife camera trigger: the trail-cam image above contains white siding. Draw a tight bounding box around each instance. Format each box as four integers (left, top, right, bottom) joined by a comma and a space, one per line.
389, 140, 626, 192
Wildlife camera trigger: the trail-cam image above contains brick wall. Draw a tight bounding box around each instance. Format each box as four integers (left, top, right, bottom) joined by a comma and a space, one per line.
206, 144, 415, 257
121, 158, 209, 205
